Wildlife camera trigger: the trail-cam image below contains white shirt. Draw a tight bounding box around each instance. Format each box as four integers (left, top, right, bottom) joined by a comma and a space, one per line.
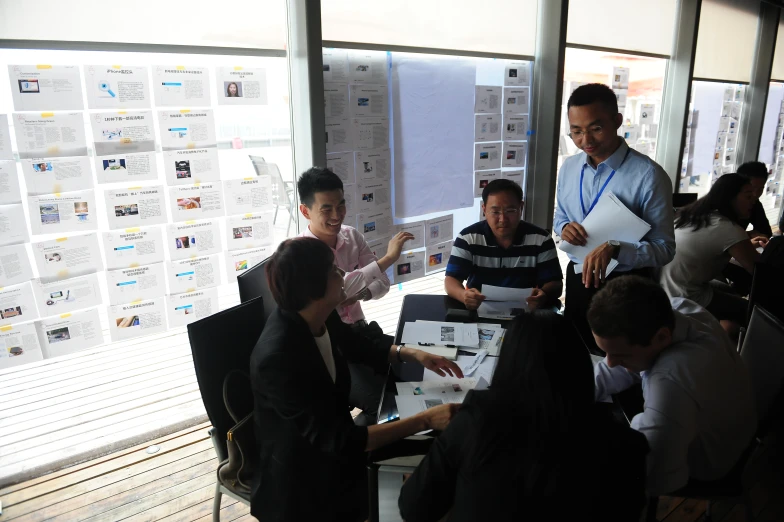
314, 329, 336, 383
594, 298, 756, 495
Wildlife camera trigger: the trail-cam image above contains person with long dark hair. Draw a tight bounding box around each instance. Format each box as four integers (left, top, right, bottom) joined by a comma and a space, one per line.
398, 310, 648, 521
658, 174, 762, 334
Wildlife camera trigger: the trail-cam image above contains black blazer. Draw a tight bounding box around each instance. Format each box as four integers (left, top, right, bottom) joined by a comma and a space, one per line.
249, 308, 390, 522
399, 390, 649, 522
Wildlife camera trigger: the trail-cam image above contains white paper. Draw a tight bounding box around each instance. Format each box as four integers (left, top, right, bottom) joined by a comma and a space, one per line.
324, 83, 348, 120
29, 190, 97, 235
0, 204, 29, 247
167, 219, 222, 261
8, 65, 84, 111
95, 151, 158, 184
615, 89, 628, 109
13, 112, 88, 159
0, 282, 38, 326
474, 86, 502, 114
725, 132, 738, 149
502, 141, 527, 168
425, 215, 453, 247
152, 65, 211, 107
612, 67, 630, 90
426, 240, 452, 274
36, 307, 103, 359
85, 65, 151, 109
158, 109, 217, 150
216, 67, 267, 105
350, 84, 388, 118
401, 321, 479, 347
33, 233, 103, 283
355, 149, 391, 181
344, 184, 357, 221
22, 157, 94, 196
477, 300, 529, 320
394, 394, 465, 420
475, 142, 502, 170
0, 243, 33, 287
223, 177, 273, 216
106, 263, 166, 305
367, 237, 390, 263
621, 124, 639, 144
105, 186, 167, 230
0, 322, 43, 369
0, 161, 22, 204
352, 118, 389, 150
639, 103, 655, 125
0, 115, 12, 160
474, 170, 501, 198
348, 50, 388, 84
504, 62, 530, 87
167, 254, 221, 294
323, 49, 349, 83
102, 226, 165, 270
394, 251, 426, 284
90, 111, 156, 158
225, 245, 273, 284
226, 212, 275, 251
107, 297, 167, 342
357, 180, 391, 213
356, 209, 392, 242
395, 379, 476, 396
169, 183, 225, 222
32, 272, 102, 317
502, 169, 524, 188
474, 114, 502, 142
503, 87, 529, 114
467, 324, 505, 356
392, 220, 425, 250
326, 152, 355, 184
162, 148, 220, 186
325, 120, 352, 153
166, 287, 219, 328
504, 114, 529, 141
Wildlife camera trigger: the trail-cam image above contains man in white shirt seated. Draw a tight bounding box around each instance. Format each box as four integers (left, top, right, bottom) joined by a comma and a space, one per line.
587, 276, 756, 495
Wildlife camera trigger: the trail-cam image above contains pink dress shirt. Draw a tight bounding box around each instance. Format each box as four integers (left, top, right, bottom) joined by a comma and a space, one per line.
300, 225, 391, 324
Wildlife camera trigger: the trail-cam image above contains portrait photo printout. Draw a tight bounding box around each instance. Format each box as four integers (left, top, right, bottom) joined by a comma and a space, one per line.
85, 65, 151, 109
169, 183, 225, 222
36, 307, 104, 359
106, 263, 166, 306
226, 212, 274, 251
13, 113, 88, 159
8, 65, 84, 111
29, 190, 98, 235
167, 219, 222, 261
102, 226, 165, 270
108, 297, 167, 342
152, 65, 211, 107
163, 148, 220, 186
0, 243, 33, 287
216, 67, 268, 105
106, 186, 167, 229
167, 254, 221, 294
0, 322, 43, 369
33, 233, 104, 283
0, 282, 39, 327
22, 157, 94, 196
32, 272, 102, 317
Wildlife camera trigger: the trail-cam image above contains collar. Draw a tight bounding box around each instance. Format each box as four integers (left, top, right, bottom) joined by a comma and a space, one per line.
303, 223, 347, 251
582, 138, 629, 172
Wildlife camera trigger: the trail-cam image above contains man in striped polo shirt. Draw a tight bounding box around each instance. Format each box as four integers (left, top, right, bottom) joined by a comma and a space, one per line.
445, 179, 563, 310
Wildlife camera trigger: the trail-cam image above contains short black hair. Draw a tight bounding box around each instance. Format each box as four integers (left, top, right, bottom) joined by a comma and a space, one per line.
737, 161, 769, 180
266, 238, 335, 312
482, 179, 523, 204
567, 83, 618, 115
297, 167, 344, 207
587, 276, 675, 346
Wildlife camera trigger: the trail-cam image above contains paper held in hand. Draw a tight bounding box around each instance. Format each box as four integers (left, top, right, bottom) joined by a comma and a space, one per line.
558, 192, 651, 277
477, 284, 533, 320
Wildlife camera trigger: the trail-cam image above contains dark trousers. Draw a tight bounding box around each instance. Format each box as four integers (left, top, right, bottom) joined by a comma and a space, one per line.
565, 262, 653, 354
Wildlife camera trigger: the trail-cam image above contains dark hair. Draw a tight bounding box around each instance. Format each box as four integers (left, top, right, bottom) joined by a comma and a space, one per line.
226, 82, 239, 97
297, 167, 344, 207
737, 161, 769, 180
567, 83, 618, 115
265, 238, 335, 311
587, 276, 675, 346
481, 178, 523, 204
674, 173, 750, 230
472, 310, 593, 493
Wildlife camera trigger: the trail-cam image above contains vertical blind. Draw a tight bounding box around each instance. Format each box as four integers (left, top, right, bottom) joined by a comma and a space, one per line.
693, 0, 760, 83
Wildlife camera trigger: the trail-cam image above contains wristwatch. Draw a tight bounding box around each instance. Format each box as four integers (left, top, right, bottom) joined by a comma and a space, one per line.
608, 240, 621, 259
357, 287, 372, 301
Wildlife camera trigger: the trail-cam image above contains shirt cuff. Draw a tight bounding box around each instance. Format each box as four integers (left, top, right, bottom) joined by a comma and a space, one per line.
616, 241, 637, 267
356, 261, 385, 286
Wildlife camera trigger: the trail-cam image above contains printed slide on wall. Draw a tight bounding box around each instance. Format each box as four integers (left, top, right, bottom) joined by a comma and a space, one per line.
0, 161, 21, 205
475, 143, 502, 171
28, 190, 98, 235
33, 233, 103, 283
0, 204, 29, 247
503, 114, 529, 141
167, 220, 222, 261
225, 245, 273, 284
167, 254, 221, 294
226, 212, 274, 251
425, 215, 454, 247
106, 263, 166, 306
163, 149, 220, 185
216, 67, 267, 105
166, 287, 219, 328
13, 113, 88, 159
152, 65, 211, 107
503, 87, 529, 115
426, 240, 453, 273
357, 180, 390, 214
393, 251, 425, 284
326, 152, 355, 184
107, 297, 167, 342
0, 282, 39, 327
0, 322, 43, 369
223, 177, 273, 216
36, 307, 103, 359
393, 220, 425, 250
352, 118, 389, 150
0, 114, 13, 160
474, 115, 502, 142
326, 120, 353, 154
91, 111, 158, 183
474, 170, 501, 198
325, 84, 349, 120
158, 109, 217, 151
322, 49, 349, 83
22, 157, 94, 196
85, 65, 151, 109
475, 86, 502, 114
31, 272, 102, 317
8, 65, 84, 111
348, 50, 388, 84
502, 142, 527, 168
0, 243, 33, 287
349, 85, 388, 118
356, 209, 393, 243
355, 149, 390, 181
102, 226, 165, 270
504, 62, 530, 87
105, 186, 167, 230
169, 183, 225, 222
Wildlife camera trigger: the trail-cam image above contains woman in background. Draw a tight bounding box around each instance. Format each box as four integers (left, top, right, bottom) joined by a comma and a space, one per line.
398, 310, 649, 521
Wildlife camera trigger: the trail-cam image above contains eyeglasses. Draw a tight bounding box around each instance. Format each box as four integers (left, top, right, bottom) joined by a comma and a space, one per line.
486, 208, 521, 217
568, 126, 605, 141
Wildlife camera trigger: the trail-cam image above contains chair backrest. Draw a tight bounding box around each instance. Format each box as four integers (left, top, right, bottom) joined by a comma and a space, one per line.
187, 296, 266, 460
672, 192, 697, 210
747, 261, 784, 324
249, 155, 288, 207
740, 305, 784, 434
237, 256, 277, 323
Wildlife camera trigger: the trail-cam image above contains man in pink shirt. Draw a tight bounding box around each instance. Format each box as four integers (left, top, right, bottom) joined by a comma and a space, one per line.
298, 167, 413, 424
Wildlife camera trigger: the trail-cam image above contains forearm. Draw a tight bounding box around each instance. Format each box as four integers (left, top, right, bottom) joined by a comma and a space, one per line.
387, 345, 423, 364
366, 414, 428, 451
444, 276, 466, 303
594, 360, 639, 402
541, 280, 563, 305
376, 254, 397, 272
616, 238, 675, 269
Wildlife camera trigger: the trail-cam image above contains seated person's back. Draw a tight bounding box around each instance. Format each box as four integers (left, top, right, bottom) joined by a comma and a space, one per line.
399, 311, 648, 522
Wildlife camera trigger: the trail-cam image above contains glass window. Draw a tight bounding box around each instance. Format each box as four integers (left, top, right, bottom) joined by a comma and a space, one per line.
693, 0, 758, 83
756, 82, 784, 227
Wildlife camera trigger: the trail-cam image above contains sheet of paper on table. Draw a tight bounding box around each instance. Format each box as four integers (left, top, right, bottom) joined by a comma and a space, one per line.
395, 379, 477, 396
414, 320, 505, 355
401, 321, 479, 348
423, 352, 498, 385
394, 378, 490, 420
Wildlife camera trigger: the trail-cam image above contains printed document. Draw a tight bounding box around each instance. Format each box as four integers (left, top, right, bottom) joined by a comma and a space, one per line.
394, 251, 425, 284
425, 241, 452, 273
106, 263, 166, 306
32, 272, 102, 317
226, 212, 274, 251
152, 65, 211, 107
29, 190, 98, 235
102, 226, 165, 270
106, 186, 166, 230
158, 109, 217, 151
167, 254, 221, 294
0, 161, 22, 204
107, 297, 167, 342
33, 233, 103, 282
224, 177, 273, 216
85, 65, 151, 109
216, 67, 267, 105
22, 157, 94, 196
477, 284, 533, 320
355, 149, 390, 181
225, 245, 273, 283
169, 183, 225, 222
8, 65, 83, 111
0, 204, 30, 247
13, 113, 88, 159
36, 307, 103, 359
401, 322, 479, 348
166, 287, 219, 328
0, 282, 39, 326
327, 152, 354, 184
167, 220, 222, 261
0, 322, 43, 369
0, 243, 33, 287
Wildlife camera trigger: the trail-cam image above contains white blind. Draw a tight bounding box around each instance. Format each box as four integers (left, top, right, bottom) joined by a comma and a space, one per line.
0, 0, 287, 50
566, 0, 677, 56
321, 0, 538, 57
694, 0, 759, 83
771, 19, 784, 81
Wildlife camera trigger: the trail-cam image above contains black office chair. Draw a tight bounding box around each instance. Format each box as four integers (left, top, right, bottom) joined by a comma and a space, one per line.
237, 256, 276, 324
747, 262, 784, 325
646, 305, 784, 522
187, 296, 266, 522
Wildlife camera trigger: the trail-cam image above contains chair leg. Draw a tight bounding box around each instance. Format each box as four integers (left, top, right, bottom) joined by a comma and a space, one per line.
646, 496, 659, 522
213, 483, 222, 522
743, 491, 755, 522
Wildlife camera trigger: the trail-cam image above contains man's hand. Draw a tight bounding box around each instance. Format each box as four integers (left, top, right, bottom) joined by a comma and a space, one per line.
751, 236, 769, 248
387, 231, 415, 260
561, 222, 588, 246
414, 350, 465, 378
582, 242, 614, 288
422, 403, 461, 431
526, 287, 548, 310
463, 288, 486, 310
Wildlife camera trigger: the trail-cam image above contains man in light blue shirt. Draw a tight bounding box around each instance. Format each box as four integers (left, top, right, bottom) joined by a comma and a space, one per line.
554, 83, 675, 351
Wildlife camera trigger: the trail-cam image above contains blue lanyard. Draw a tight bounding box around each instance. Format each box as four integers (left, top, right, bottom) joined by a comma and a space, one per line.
579, 148, 631, 217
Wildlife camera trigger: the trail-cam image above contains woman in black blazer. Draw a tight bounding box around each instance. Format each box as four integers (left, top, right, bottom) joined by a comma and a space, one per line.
398, 310, 649, 521
249, 237, 464, 522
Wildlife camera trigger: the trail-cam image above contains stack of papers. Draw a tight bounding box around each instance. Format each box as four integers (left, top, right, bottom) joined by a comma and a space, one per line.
559, 192, 651, 277
394, 376, 490, 420
477, 284, 533, 320
413, 320, 506, 356
401, 321, 480, 360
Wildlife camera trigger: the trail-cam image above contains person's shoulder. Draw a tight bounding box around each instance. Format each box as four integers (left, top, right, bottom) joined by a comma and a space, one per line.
518, 220, 551, 239
458, 221, 489, 240
341, 224, 368, 243
559, 151, 585, 174
628, 149, 670, 181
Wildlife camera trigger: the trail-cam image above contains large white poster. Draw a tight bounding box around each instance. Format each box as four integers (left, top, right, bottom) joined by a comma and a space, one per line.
36, 307, 103, 359
158, 109, 217, 150
167, 219, 222, 260
28, 190, 97, 235
163, 149, 220, 185
106, 263, 166, 306
13, 113, 88, 159
0, 243, 33, 287
108, 298, 167, 342
33, 233, 103, 282
31, 273, 102, 317
223, 178, 273, 216
166, 287, 219, 328
0, 322, 43, 369
8, 65, 84, 111
85, 65, 151, 109
226, 212, 275, 251
0, 282, 38, 326
102, 226, 165, 270
22, 157, 94, 196
105, 186, 167, 230
216, 67, 267, 105
225, 245, 273, 283
152, 65, 211, 107
169, 183, 225, 222
167, 254, 221, 294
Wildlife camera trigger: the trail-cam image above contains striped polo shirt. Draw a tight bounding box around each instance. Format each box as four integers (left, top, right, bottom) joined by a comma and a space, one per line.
446, 220, 563, 290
